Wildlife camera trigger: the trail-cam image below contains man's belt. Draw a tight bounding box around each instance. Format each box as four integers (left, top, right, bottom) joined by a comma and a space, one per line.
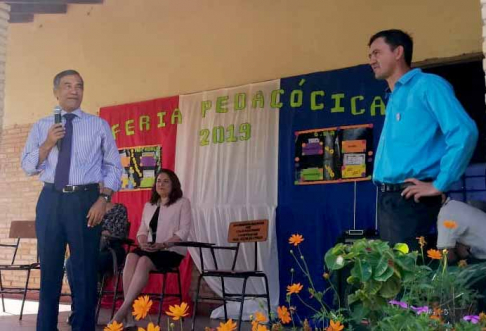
378, 182, 414, 193
377, 179, 433, 193
44, 183, 99, 193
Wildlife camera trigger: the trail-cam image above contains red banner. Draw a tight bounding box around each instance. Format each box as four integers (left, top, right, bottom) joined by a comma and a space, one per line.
100, 96, 193, 312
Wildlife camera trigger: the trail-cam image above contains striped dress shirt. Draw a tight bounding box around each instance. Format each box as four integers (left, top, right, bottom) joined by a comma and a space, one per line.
21, 108, 123, 192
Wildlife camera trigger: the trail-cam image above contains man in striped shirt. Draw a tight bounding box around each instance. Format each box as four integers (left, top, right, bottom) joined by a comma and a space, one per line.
21, 70, 123, 331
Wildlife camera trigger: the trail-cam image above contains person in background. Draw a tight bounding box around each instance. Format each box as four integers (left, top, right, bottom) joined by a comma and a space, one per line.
437, 199, 486, 263
111, 169, 192, 327
368, 29, 478, 250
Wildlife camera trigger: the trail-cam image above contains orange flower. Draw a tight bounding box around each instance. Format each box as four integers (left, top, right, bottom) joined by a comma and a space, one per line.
277, 306, 291, 324
217, 319, 237, 331
326, 320, 344, 331
416, 236, 426, 248
137, 322, 161, 331
255, 325, 269, 331
132, 295, 153, 320
289, 234, 304, 246
104, 321, 123, 331
286, 283, 303, 295
427, 249, 442, 260
443, 220, 458, 229
254, 311, 267, 323
165, 302, 189, 321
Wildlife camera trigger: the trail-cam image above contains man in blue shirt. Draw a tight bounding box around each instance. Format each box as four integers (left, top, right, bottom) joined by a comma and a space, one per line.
21, 70, 123, 331
368, 29, 478, 249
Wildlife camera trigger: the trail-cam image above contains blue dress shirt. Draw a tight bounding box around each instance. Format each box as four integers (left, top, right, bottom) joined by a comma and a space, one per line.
373, 69, 478, 192
21, 108, 123, 192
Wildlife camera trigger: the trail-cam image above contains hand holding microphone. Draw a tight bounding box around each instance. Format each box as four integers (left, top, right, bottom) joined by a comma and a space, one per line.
45, 106, 65, 150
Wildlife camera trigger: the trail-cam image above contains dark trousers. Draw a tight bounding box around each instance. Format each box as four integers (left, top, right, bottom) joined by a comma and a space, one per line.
65, 243, 126, 322
35, 186, 101, 331
377, 191, 442, 251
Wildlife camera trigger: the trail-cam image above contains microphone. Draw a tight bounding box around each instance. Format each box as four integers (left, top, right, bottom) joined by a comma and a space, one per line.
54, 106, 62, 151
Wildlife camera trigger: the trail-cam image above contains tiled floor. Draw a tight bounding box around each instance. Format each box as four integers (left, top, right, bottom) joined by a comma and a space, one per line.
0, 299, 251, 330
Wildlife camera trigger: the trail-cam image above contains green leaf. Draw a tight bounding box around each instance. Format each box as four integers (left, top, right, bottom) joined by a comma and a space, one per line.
351, 259, 372, 282
374, 254, 390, 277
363, 279, 383, 294
324, 251, 346, 270
394, 243, 409, 254
374, 266, 394, 282
379, 275, 401, 298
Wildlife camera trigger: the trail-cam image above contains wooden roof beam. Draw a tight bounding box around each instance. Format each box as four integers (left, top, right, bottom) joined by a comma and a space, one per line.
9, 3, 67, 13
9, 12, 34, 23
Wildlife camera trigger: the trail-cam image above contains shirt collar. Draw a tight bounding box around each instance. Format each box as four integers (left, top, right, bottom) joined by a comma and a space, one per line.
396, 68, 421, 87
61, 108, 84, 119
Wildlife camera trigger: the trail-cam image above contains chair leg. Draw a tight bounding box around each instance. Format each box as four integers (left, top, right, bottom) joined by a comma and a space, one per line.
263, 275, 271, 321
157, 273, 167, 326
19, 268, 31, 320
111, 270, 122, 320
0, 270, 5, 312
237, 277, 249, 331
95, 273, 107, 324
191, 274, 203, 331
176, 271, 183, 304
221, 276, 228, 320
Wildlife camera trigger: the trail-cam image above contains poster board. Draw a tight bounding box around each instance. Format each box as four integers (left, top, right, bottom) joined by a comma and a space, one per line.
119, 145, 161, 190
294, 124, 374, 185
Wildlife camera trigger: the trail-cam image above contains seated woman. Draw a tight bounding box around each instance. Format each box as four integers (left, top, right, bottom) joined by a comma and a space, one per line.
112, 169, 192, 325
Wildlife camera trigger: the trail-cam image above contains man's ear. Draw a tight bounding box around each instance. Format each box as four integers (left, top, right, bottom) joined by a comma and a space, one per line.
394, 45, 404, 61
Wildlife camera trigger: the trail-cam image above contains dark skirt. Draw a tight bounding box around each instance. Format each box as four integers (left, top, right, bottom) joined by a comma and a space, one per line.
131, 247, 184, 270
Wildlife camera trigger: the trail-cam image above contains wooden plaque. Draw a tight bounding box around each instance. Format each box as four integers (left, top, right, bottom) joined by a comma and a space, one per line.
228, 219, 268, 243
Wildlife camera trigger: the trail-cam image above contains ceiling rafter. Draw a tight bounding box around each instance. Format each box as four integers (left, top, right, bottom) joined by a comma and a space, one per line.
1, 0, 103, 23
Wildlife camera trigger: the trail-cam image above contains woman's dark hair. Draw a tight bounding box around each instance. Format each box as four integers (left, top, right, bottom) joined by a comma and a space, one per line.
368, 29, 413, 67
149, 169, 183, 206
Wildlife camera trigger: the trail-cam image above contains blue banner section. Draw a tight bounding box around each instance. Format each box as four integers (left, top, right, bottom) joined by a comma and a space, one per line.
277, 64, 387, 314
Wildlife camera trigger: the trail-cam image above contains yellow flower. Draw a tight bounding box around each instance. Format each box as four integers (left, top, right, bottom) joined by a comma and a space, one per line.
326, 320, 344, 331
443, 220, 458, 229
165, 302, 189, 321
479, 312, 486, 322
277, 306, 291, 324
217, 319, 237, 331
289, 234, 304, 246
416, 236, 427, 248
256, 325, 269, 331
132, 295, 153, 321
138, 323, 161, 331
104, 321, 123, 331
323, 272, 330, 280
254, 311, 267, 323
427, 249, 442, 260
286, 283, 303, 295
458, 260, 468, 268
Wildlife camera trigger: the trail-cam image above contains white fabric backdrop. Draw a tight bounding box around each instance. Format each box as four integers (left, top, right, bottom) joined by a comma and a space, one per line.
175, 80, 280, 320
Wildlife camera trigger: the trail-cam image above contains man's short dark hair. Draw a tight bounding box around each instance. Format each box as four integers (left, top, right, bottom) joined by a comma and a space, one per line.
53, 70, 83, 89
368, 29, 413, 67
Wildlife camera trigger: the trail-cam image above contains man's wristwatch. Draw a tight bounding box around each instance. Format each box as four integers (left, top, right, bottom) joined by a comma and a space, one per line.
99, 193, 112, 203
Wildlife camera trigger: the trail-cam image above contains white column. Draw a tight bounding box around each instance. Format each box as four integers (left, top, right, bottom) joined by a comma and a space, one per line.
0, 4, 9, 134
